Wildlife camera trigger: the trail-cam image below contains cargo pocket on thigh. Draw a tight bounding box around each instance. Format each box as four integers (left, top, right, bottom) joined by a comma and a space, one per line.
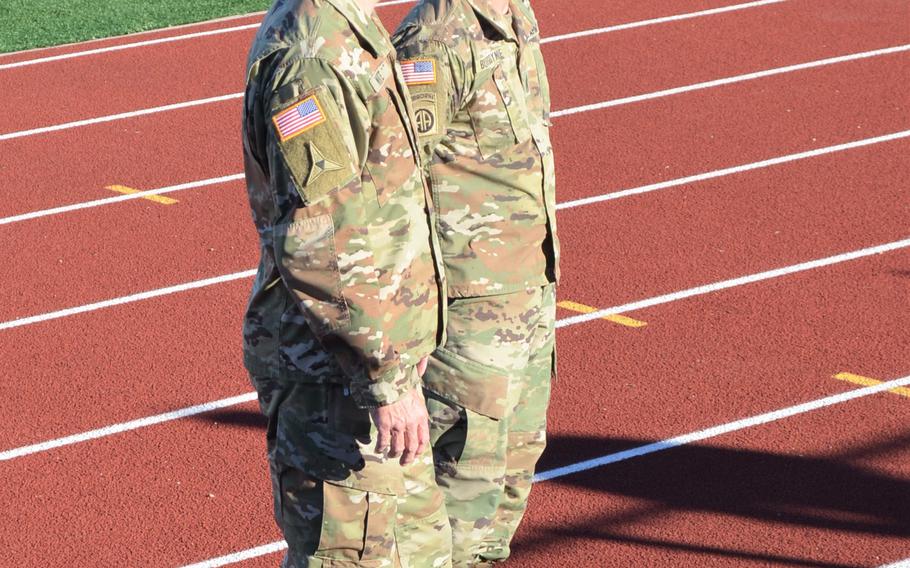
423, 346, 511, 420
315, 481, 399, 566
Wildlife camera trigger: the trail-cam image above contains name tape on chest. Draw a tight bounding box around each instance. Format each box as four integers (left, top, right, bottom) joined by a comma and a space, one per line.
370, 60, 392, 92
478, 48, 505, 71
272, 95, 326, 142
401, 59, 437, 85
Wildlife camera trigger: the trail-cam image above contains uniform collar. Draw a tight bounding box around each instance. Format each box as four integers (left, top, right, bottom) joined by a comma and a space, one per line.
510, 2, 539, 44
325, 0, 392, 57
466, 0, 516, 41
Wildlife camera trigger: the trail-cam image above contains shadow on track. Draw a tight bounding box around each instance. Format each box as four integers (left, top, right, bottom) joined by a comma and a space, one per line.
509, 433, 910, 566
195, 408, 266, 431
190, 411, 909, 565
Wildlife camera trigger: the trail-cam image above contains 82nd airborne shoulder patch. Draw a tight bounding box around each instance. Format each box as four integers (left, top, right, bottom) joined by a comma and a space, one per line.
410, 91, 439, 137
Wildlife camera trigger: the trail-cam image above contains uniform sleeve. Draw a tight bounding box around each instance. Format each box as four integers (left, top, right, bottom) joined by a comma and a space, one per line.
261, 55, 426, 408
393, 37, 472, 165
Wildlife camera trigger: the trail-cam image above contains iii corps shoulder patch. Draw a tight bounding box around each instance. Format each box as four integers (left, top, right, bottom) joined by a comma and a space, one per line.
271, 86, 357, 205
400, 59, 437, 85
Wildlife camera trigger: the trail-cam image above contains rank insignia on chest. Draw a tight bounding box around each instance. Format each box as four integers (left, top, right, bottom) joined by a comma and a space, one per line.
272, 95, 326, 142
400, 59, 436, 85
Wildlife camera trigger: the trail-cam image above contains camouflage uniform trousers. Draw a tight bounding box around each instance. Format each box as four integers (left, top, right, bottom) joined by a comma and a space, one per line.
253, 377, 454, 568
423, 284, 556, 566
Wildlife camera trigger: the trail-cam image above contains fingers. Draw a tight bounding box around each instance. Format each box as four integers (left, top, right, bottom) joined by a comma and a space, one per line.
372, 388, 431, 465
400, 421, 418, 465
389, 425, 405, 460
415, 413, 429, 457
374, 420, 391, 454
417, 356, 429, 377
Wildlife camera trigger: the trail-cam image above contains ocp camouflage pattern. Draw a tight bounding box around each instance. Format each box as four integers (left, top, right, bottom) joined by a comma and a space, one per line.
393, 0, 560, 298
241, 0, 446, 408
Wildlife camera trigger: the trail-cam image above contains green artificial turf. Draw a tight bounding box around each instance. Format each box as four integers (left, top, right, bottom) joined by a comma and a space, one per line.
0, 0, 271, 53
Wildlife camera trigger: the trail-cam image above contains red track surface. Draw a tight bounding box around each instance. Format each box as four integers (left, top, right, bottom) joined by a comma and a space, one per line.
1, 1, 908, 567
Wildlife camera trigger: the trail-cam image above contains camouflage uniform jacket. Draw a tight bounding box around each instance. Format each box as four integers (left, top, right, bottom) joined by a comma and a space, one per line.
393, 0, 559, 298
241, 0, 445, 408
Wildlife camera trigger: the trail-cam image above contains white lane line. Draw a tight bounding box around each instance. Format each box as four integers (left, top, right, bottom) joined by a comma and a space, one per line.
3, 93, 907, 228
0, 1, 794, 141
556, 130, 910, 211
183, 541, 289, 568
2, 238, 908, 461
0, 0, 415, 70
0, 268, 256, 332
0, 173, 245, 226
0, 129, 907, 330
0, 393, 258, 461
181, 372, 910, 567
551, 44, 910, 119
540, 0, 784, 44
0, 93, 243, 142
0, 23, 260, 71
556, 238, 910, 329
4, 127, 907, 226
535, 373, 910, 481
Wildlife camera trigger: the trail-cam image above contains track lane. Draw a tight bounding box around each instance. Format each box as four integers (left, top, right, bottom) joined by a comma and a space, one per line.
2, 24, 907, 216
0, 0, 777, 130
2, 137, 908, 454
0, 248, 906, 566
545, 0, 910, 111
513, 392, 910, 567
1, 1, 908, 565
0, 56, 907, 321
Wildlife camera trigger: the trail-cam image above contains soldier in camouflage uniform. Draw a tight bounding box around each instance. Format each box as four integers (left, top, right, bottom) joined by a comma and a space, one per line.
241, 0, 453, 565
392, 0, 558, 565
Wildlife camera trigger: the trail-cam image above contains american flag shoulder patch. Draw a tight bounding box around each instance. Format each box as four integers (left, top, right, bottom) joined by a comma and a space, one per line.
272, 94, 327, 142
400, 59, 436, 85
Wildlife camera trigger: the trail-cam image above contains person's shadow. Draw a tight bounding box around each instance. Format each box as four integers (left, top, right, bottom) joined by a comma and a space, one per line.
198, 410, 910, 566
509, 432, 910, 567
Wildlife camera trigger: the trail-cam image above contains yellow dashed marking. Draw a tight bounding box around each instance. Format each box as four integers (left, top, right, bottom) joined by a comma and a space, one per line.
557, 300, 647, 328
835, 372, 910, 398
106, 185, 178, 205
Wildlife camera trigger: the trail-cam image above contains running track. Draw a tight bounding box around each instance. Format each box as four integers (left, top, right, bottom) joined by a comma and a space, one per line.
0, 0, 908, 566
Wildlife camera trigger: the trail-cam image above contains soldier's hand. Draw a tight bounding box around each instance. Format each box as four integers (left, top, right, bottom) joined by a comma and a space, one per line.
370, 386, 430, 465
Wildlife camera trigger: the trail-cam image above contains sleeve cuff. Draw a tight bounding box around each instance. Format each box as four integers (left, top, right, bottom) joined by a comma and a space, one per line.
350, 361, 422, 408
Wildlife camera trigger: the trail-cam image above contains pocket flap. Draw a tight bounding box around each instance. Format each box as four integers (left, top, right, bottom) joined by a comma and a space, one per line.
422, 346, 510, 419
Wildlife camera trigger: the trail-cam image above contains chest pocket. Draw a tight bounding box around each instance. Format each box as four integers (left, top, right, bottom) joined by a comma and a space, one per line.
363, 86, 420, 207
469, 65, 530, 160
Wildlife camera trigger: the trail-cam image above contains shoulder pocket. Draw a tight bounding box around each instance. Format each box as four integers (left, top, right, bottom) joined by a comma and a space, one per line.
275, 214, 350, 334
270, 84, 358, 206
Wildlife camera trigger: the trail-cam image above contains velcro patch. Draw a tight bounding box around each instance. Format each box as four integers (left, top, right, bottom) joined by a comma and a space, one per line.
271, 86, 357, 206
400, 59, 436, 85
409, 91, 439, 137
272, 95, 326, 142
